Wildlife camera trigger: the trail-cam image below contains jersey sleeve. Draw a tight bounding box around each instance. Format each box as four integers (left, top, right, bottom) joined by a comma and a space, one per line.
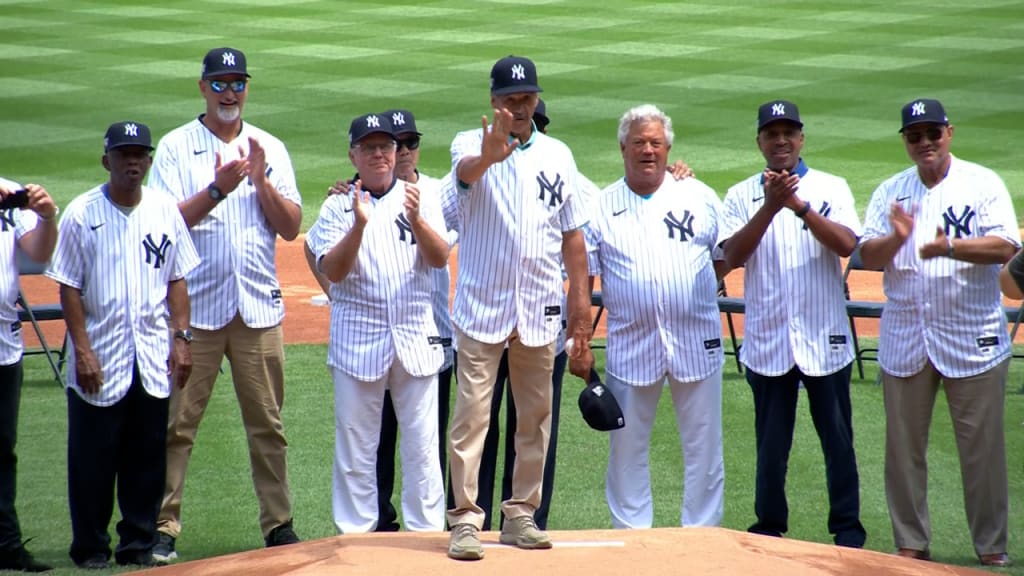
557, 154, 588, 233
450, 129, 484, 191
306, 195, 351, 267
149, 138, 187, 202
45, 203, 86, 290
265, 139, 302, 208
976, 171, 1020, 247
170, 210, 200, 281
860, 181, 892, 243
717, 182, 750, 248
830, 177, 863, 238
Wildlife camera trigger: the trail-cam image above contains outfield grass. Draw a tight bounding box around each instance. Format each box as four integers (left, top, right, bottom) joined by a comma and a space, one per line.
5, 0, 1024, 573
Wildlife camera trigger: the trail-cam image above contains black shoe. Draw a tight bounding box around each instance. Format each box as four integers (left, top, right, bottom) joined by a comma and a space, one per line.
151, 533, 177, 564
265, 521, 300, 547
0, 544, 53, 572
115, 551, 164, 567
75, 555, 108, 570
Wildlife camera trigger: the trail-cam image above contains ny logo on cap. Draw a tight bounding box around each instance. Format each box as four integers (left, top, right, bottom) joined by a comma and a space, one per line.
222, 51, 236, 67
911, 101, 927, 116
367, 115, 380, 128
511, 63, 525, 80
772, 103, 786, 116
392, 112, 405, 126
124, 123, 139, 137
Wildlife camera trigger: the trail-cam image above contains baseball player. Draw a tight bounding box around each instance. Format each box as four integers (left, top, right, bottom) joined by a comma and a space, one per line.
147, 47, 303, 562
446, 55, 591, 561
575, 104, 725, 529
0, 178, 57, 573
859, 99, 1018, 567
719, 100, 866, 548
307, 112, 449, 533
46, 121, 198, 569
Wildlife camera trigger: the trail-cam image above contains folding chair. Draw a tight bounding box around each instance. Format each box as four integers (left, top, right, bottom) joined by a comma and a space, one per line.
843, 249, 884, 381
15, 249, 65, 383
717, 279, 745, 374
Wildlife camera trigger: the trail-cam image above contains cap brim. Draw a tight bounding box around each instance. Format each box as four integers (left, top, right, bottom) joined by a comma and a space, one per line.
758, 118, 803, 131
351, 129, 396, 144
106, 143, 155, 152
491, 85, 543, 96
898, 119, 948, 133
394, 129, 423, 136
203, 71, 252, 79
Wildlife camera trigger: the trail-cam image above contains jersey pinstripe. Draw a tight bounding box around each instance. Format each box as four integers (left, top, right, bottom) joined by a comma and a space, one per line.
861, 154, 1020, 378
450, 129, 588, 347
420, 171, 456, 370
148, 118, 301, 330
719, 166, 862, 377
0, 177, 38, 365
306, 178, 447, 380
587, 176, 725, 385
45, 184, 199, 406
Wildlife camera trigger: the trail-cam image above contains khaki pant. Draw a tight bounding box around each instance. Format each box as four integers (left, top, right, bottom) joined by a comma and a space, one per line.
883, 358, 1009, 556
447, 328, 554, 529
158, 315, 292, 538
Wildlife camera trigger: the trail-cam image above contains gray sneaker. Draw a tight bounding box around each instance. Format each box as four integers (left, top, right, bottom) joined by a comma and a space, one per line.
151, 533, 177, 564
499, 515, 552, 549
448, 523, 484, 561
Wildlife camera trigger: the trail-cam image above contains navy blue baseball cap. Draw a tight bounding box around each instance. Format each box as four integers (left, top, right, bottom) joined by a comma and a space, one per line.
490, 55, 542, 96
757, 99, 803, 131
899, 98, 949, 133
202, 47, 250, 79
533, 98, 550, 132
385, 109, 422, 136
348, 112, 394, 145
104, 121, 153, 151
578, 369, 624, 432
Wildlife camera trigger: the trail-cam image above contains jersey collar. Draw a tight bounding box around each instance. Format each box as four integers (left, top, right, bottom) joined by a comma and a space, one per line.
507, 121, 538, 151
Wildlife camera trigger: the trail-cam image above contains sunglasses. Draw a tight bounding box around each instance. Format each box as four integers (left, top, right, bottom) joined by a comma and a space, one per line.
208, 80, 247, 94
396, 136, 421, 151
904, 126, 944, 145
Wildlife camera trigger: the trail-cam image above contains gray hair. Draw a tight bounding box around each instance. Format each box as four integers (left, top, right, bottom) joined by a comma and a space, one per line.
617, 104, 674, 147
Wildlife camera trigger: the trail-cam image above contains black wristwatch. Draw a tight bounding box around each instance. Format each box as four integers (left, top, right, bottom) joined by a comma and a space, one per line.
208, 183, 226, 202
173, 329, 194, 344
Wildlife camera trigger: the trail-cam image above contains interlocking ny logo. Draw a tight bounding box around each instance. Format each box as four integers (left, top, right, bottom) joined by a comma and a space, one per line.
222, 51, 236, 67
772, 103, 786, 116
943, 205, 975, 239
536, 171, 564, 207
394, 213, 416, 245
802, 201, 831, 231
911, 101, 926, 117
511, 64, 525, 80
142, 233, 171, 269
124, 123, 139, 137
366, 115, 380, 128
392, 112, 406, 126
664, 210, 694, 242
0, 210, 15, 232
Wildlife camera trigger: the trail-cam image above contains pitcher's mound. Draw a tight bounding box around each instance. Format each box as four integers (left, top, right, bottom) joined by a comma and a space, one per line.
132, 527, 989, 576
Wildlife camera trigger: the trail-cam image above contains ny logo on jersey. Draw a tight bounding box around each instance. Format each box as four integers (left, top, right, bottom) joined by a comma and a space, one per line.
802, 201, 831, 231
536, 171, 564, 207
124, 123, 139, 137
511, 64, 525, 80
942, 205, 975, 239
247, 165, 273, 187
664, 210, 695, 242
392, 112, 406, 126
222, 51, 236, 67
771, 102, 786, 116
910, 101, 927, 116
142, 233, 171, 269
394, 213, 417, 245
0, 210, 15, 233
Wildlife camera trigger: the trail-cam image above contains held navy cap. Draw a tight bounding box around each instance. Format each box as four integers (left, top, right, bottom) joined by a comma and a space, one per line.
757, 99, 803, 131
104, 121, 153, 151
899, 98, 949, 133
533, 98, 550, 132
578, 369, 625, 432
490, 55, 542, 96
348, 113, 395, 145
202, 47, 251, 79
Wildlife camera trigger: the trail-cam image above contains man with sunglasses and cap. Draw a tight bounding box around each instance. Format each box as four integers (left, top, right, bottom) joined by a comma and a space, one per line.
719, 99, 866, 549
48, 121, 198, 569
859, 99, 1017, 568
148, 47, 303, 562
445, 55, 591, 561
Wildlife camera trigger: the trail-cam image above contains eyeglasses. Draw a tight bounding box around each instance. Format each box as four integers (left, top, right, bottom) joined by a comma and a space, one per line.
396, 137, 421, 151
208, 80, 247, 94
904, 127, 944, 145
353, 141, 397, 155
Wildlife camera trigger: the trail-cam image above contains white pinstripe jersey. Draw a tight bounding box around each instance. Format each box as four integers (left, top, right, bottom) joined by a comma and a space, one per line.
720, 163, 862, 377
587, 176, 725, 385
148, 118, 302, 330
45, 185, 199, 406
861, 154, 1020, 378
306, 178, 447, 381
419, 171, 456, 370
0, 177, 39, 365
450, 128, 588, 347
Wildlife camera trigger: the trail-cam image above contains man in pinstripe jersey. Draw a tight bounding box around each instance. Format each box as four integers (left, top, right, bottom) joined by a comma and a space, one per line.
308, 112, 450, 534
576, 104, 726, 529
720, 100, 866, 548
147, 47, 303, 560
859, 99, 1018, 567
446, 55, 592, 560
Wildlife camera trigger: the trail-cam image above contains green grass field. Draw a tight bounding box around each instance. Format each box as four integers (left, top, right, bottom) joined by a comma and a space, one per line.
4, 0, 1024, 573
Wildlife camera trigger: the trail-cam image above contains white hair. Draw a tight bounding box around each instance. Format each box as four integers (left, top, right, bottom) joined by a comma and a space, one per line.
617, 104, 674, 146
